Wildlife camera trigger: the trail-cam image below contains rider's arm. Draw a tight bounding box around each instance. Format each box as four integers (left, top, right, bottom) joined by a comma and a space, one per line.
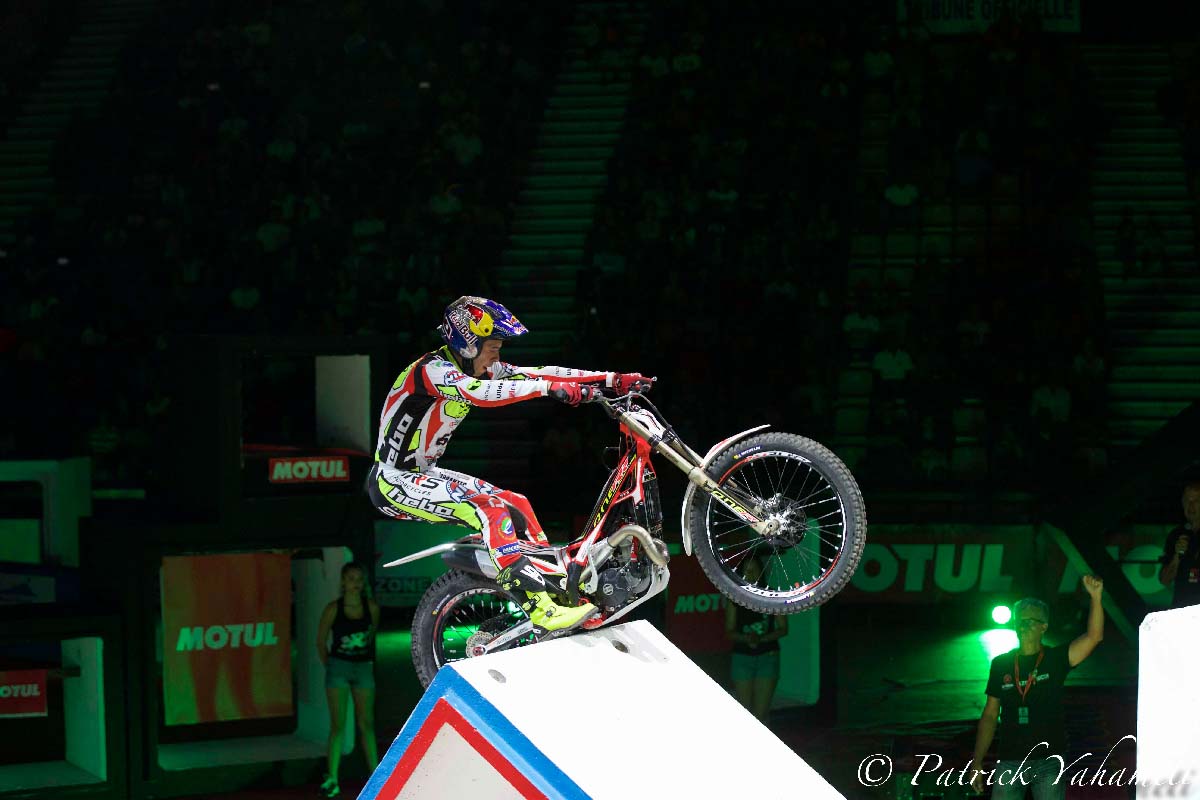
492, 361, 613, 385
759, 614, 788, 644
724, 602, 754, 645
426, 358, 553, 407
316, 601, 337, 665
368, 598, 381, 638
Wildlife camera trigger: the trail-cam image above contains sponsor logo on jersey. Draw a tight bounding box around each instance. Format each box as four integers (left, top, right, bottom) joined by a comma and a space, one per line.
269, 457, 350, 483
385, 412, 418, 467
497, 542, 521, 555
175, 622, 281, 651
384, 487, 458, 519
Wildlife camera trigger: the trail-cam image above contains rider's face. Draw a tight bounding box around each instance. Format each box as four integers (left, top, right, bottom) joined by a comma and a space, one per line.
476, 339, 502, 376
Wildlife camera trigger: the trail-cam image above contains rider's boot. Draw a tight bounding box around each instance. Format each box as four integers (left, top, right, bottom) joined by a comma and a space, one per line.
498, 556, 598, 633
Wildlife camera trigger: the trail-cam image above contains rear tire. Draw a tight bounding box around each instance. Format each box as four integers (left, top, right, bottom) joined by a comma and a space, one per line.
411, 570, 530, 689
688, 432, 866, 615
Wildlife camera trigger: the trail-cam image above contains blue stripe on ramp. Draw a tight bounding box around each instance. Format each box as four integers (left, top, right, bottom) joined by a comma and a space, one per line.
359, 665, 590, 800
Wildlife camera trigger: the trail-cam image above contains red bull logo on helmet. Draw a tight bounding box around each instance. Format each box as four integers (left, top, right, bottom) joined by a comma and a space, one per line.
467, 304, 494, 337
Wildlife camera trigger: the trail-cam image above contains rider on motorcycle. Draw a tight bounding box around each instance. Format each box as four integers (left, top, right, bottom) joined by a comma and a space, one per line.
367, 296, 651, 633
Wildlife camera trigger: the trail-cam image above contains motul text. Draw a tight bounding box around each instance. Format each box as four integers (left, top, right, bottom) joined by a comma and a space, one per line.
268, 457, 350, 483
175, 622, 281, 651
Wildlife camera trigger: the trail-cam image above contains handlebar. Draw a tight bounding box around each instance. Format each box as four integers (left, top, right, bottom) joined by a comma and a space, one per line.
583, 377, 657, 404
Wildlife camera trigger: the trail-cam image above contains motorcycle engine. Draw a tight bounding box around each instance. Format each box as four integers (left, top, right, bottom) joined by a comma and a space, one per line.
597, 559, 652, 613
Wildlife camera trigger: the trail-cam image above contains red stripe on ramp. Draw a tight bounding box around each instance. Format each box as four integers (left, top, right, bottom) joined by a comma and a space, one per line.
376, 698, 548, 800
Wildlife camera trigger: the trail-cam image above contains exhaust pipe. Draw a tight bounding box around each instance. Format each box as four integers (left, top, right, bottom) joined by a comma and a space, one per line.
607, 524, 670, 566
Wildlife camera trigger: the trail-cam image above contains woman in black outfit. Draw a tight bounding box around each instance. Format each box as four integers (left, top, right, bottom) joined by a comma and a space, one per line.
316, 562, 381, 798
725, 555, 788, 723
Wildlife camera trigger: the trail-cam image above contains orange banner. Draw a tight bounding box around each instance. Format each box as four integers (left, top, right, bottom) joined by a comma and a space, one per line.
161, 553, 293, 725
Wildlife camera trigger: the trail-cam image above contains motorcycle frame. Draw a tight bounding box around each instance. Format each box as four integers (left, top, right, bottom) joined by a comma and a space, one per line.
593, 393, 780, 547
386, 390, 779, 654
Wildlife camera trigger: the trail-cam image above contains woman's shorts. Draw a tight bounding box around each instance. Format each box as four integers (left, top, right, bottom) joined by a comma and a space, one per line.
325, 657, 375, 690
730, 650, 780, 682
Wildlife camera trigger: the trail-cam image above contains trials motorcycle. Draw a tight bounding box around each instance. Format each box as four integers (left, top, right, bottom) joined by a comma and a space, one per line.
388, 385, 866, 689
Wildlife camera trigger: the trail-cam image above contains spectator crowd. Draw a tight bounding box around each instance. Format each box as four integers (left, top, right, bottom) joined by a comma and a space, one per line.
1, 1, 1134, 500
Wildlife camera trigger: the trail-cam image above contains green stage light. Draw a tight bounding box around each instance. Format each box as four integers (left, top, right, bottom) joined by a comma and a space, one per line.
981, 629, 1018, 660
991, 605, 1012, 625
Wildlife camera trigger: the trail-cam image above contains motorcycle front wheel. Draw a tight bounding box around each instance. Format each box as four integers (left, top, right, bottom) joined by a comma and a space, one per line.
411, 570, 532, 689
688, 432, 866, 615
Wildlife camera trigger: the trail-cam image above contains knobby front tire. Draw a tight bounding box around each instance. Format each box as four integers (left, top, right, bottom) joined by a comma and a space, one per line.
688, 432, 866, 615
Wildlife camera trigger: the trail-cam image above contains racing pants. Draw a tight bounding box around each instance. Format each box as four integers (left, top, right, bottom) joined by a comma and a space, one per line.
367, 462, 548, 570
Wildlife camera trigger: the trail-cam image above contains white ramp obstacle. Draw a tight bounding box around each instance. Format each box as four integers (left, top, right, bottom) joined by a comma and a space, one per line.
360, 620, 843, 800
1137, 604, 1200, 798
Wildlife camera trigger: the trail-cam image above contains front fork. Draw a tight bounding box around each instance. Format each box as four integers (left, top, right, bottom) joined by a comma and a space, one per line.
614, 411, 779, 538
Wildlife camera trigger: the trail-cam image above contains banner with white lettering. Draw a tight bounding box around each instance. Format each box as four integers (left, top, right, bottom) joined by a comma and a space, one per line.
899, 0, 1081, 34
843, 524, 1173, 604
268, 455, 351, 484
0, 669, 48, 718
161, 553, 293, 725
664, 556, 729, 654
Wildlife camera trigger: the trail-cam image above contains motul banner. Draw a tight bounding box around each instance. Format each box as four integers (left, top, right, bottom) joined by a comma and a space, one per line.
268, 456, 350, 484
0, 669, 48, 718
664, 556, 729, 654
842, 524, 1174, 604
161, 553, 293, 725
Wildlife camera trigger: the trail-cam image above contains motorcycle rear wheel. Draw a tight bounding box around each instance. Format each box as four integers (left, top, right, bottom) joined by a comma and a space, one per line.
688, 432, 866, 615
411, 570, 531, 689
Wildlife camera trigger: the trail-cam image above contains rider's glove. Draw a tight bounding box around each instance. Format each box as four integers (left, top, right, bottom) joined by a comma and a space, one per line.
549, 382, 588, 406
611, 372, 653, 393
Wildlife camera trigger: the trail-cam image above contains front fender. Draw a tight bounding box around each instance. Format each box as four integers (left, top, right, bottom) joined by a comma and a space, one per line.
678, 424, 770, 556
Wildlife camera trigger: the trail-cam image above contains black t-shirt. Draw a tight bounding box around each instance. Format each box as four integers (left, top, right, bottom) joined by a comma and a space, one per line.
330, 597, 375, 662
1160, 526, 1200, 609
731, 606, 781, 656
985, 644, 1074, 761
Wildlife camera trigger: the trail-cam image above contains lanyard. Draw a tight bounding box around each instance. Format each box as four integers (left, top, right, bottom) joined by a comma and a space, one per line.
1014, 648, 1044, 705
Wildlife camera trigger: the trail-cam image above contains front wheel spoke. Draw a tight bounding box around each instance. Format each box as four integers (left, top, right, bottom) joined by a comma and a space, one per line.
705, 452, 854, 597
806, 526, 846, 549
711, 520, 753, 536
788, 553, 820, 586
787, 489, 839, 512
721, 540, 765, 563
790, 478, 836, 510
716, 535, 760, 554
771, 549, 796, 588
747, 459, 769, 502
763, 456, 785, 497
784, 464, 816, 507
780, 457, 805, 498
711, 513, 749, 528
